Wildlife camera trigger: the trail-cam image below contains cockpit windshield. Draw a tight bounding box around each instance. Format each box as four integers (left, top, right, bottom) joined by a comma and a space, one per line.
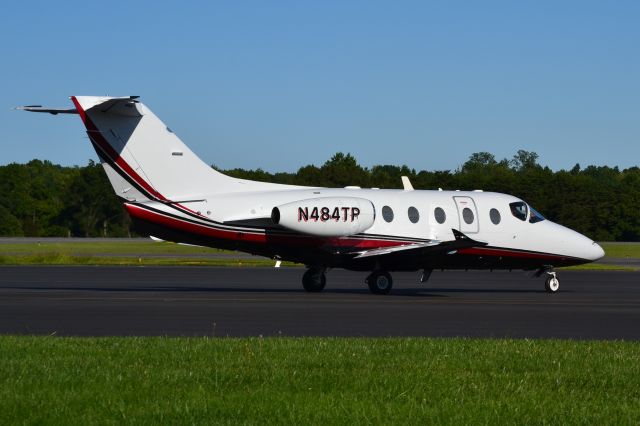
509, 201, 546, 223
509, 202, 528, 221
529, 207, 545, 223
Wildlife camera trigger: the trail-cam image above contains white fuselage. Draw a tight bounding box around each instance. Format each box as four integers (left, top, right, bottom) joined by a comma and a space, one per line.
21, 95, 605, 277
136, 186, 604, 264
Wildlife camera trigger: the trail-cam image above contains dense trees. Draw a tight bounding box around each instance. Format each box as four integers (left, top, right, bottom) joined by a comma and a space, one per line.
1, 152, 639, 240
0, 160, 130, 237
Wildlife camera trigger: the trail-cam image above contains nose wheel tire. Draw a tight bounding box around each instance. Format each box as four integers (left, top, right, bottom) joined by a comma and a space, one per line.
302, 268, 326, 292
366, 271, 393, 295
545, 274, 560, 293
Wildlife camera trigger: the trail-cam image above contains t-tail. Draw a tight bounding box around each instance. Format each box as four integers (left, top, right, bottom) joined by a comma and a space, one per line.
18, 96, 279, 204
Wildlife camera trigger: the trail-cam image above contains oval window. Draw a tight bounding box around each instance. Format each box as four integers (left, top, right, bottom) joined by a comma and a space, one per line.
434, 207, 446, 224
490, 208, 501, 225
382, 206, 394, 222
462, 207, 474, 224
408, 207, 419, 223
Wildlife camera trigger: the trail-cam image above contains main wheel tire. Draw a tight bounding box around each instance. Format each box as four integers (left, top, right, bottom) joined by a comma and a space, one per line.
545, 276, 560, 293
302, 268, 326, 292
366, 271, 393, 295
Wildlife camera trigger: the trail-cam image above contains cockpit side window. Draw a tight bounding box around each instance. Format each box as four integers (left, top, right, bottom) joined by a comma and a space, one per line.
509, 202, 528, 221
529, 207, 545, 223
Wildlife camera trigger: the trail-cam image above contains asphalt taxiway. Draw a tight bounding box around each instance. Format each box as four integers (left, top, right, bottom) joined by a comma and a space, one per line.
0, 266, 638, 339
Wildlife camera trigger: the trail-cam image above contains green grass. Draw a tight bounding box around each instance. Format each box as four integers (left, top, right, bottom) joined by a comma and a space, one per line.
600, 242, 640, 259
0, 240, 299, 267
0, 337, 638, 425
0, 240, 230, 256
0, 253, 296, 267
558, 263, 638, 271
0, 240, 638, 269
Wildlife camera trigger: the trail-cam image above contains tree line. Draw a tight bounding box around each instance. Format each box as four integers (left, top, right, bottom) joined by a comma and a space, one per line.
1, 151, 638, 241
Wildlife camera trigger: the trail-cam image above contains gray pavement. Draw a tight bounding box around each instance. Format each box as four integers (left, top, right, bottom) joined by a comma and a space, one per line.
0, 266, 638, 339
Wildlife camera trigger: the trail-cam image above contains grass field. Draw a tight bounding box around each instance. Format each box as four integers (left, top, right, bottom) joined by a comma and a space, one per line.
0, 240, 292, 267
0, 337, 638, 424
0, 240, 224, 255
0, 253, 289, 267
599, 242, 640, 259
0, 239, 638, 269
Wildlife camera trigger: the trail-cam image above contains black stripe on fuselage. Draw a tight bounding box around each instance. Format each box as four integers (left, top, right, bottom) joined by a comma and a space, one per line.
129, 202, 591, 264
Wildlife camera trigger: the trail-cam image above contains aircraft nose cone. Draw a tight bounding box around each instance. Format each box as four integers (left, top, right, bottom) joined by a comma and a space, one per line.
589, 242, 605, 261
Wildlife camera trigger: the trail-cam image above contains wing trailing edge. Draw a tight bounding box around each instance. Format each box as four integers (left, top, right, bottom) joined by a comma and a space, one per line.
351, 229, 488, 259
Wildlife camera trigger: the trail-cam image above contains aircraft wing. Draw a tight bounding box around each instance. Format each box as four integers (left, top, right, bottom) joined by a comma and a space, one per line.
351, 229, 487, 259
352, 240, 441, 258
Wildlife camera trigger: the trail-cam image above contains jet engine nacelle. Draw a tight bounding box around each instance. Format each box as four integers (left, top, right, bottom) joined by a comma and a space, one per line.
271, 197, 375, 237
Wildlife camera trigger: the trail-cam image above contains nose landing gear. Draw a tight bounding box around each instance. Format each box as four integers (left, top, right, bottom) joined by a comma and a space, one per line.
544, 271, 560, 293
536, 267, 561, 293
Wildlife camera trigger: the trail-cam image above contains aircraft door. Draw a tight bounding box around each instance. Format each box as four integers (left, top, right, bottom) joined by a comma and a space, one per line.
453, 196, 479, 233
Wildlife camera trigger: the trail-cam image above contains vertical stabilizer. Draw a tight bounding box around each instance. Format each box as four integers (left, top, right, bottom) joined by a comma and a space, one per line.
70, 96, 279, 202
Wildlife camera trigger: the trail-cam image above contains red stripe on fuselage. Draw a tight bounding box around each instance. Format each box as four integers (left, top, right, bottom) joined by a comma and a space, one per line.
457, 246, 568, 261
127, 204, 578, 261
124, 203, 409, 250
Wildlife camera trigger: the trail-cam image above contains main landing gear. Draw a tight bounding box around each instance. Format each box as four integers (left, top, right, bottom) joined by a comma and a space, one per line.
300, 267, 395, 295
302, 267, 326, 292
366, 271, 393, 295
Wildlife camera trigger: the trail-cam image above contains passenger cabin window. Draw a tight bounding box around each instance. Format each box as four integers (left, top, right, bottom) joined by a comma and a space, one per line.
382, 206, 394, 222
408, 207, 419, 223
462, 207, 474, 224
529, 207, 545, 224
434, 207, 446, 224
509, 202, 528, 221
489, 208, 501, 225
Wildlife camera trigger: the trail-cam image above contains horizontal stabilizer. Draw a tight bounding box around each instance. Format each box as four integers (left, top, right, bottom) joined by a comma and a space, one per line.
15, 105, 78, 115
82, 96, 142, 117
15, 96, 142, 117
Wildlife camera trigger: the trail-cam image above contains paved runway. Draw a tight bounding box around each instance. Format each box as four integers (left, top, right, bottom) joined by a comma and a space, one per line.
0, 266, 638, 339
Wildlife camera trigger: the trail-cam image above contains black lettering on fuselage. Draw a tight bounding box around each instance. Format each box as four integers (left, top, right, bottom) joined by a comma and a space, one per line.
331, 207, 340, 221
321, 207, 330, 221
297, 206, 361, 222
298, 207, 308, 222
341, 207, 350, 221
351, 207, 360, 222
310, 207, 319, 221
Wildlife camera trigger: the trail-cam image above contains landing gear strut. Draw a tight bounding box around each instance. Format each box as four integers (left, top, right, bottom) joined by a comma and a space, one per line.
420, 269, 433, 284
366, 271, 393, 295
544, 271, 560, 293
302, 267, 326, 292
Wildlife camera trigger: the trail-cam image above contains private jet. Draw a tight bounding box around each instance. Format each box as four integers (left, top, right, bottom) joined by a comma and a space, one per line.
19, 96, 605, 294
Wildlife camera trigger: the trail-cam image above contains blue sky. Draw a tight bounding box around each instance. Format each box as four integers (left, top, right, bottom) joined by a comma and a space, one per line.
1, 1, 638, 172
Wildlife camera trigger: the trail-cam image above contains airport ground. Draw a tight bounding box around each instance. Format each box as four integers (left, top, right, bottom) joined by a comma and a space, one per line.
0, 238, 639, 338
1, 239, 639, 423
1, 266, 639, 339
0, 237, 639, 269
